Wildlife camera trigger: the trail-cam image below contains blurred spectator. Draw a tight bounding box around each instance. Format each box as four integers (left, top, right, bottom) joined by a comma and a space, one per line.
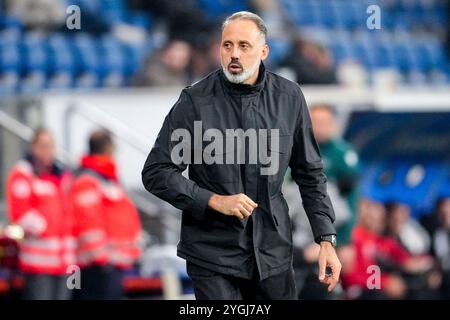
129, 0, 216, 44
6, 128, 74, 300
340, 198, 433, 300
284, 179, 338, 300
5, 0, 65, 31
431, 197, 450, 299
280, 36, 337, 85
310, 104, 359, 245
385, 202, 431, 256
288, 103, 360, 298
71, 130, 142, 300
384, 202, 441, 299
189, 35, 222, 83
133, 40, 192, 87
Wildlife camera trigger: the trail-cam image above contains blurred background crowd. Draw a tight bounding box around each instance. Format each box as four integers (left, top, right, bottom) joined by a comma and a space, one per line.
0, 0, 449, 92
1, 0, 450, 300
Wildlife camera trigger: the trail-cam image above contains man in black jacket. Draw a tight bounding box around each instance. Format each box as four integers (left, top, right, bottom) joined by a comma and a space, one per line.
142, 11, 341, 300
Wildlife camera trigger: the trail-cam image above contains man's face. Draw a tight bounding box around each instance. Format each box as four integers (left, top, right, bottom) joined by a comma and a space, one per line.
358, 198, 386, 234
438, 198, 450, 229
387, 204, 410, 234
31, 132, 55, 168
162, 40, 192, 73
310, 106, 336, 143
221, 19, 269, 84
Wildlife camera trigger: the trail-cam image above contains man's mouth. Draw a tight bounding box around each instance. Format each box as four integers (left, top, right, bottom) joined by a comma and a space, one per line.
228, 62, 243, 74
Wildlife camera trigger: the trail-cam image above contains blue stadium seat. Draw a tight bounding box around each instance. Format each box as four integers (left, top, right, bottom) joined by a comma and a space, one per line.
19, 71, 47, 93
376, 42, 397, 69
330, 41, 354, 63
317, 2, 336, 28
101, 39, 127, 87
67, 0, 101, 15
74, 71, 100, 89
423, 41, 447, 71
361, 160, 400, 203
0, 0, 447, 90
394, 43, 417, 72
266, 38, 291, 67
354, 42, 378, 70
436, 166, 450, 199
74, 33, 97, 51
0, 42, 20, 94
73, 34, 102, 89
196, 0, 249, 18
0, 71, 20, 94
23, 46, 49, 75
362, 160, 447, 218
0, 44, 21, 73
0, 14, 23, 31
47, 47, 76, 90
127, 12, 153, 29
20, 34, 49, 92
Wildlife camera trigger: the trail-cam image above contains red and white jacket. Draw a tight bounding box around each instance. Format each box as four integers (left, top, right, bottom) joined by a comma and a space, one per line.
6, 158, 75, 275
71, 155, 142, 269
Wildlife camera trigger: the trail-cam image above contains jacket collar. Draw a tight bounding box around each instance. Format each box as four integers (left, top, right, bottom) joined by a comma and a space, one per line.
220, 62, 266, 95
25, 153, 64, 177
80, 154, 118, 181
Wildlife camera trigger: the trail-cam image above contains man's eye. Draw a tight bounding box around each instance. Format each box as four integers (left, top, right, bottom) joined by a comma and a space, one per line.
224, 43, 231, 49
240, 44, 249, 50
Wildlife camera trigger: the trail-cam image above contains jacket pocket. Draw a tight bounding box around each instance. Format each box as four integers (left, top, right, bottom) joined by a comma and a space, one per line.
260, 195, 292, 251
266, 134, 292, 197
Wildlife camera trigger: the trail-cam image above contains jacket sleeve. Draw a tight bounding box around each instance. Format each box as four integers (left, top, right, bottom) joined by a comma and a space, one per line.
141, 89, 214, 220
289, 90, 336, 242
6, 170, 47, 236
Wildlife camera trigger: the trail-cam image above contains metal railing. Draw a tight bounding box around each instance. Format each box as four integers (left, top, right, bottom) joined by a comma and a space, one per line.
2, 103, 180, 240
0, 108, 73, 165
63, 100, 150, 156
62, 99, 180, 239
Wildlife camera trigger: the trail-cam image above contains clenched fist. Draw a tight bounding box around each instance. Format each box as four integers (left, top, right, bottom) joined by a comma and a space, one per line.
208, 193, 258, 220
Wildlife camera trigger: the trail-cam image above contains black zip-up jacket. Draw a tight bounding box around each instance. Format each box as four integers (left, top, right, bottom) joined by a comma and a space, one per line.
142, 63, 336, 280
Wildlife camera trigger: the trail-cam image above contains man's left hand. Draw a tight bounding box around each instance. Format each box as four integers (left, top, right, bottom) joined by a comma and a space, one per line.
318, 241, 342, 292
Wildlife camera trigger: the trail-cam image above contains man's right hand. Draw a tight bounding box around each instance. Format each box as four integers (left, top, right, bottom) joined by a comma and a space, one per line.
208, 193, 258, 220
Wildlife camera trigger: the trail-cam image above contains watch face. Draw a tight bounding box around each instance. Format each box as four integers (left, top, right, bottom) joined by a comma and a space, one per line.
323, 235, 336, 246
331, 235, 337, 245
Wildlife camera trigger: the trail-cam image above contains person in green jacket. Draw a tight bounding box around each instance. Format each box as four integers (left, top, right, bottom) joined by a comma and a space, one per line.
310, 104, 360, 245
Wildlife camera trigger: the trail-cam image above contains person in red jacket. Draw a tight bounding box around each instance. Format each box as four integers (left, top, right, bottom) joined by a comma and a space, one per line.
6, 128, 75, 300
340, 198, 433, 299
71, 130, 142, 299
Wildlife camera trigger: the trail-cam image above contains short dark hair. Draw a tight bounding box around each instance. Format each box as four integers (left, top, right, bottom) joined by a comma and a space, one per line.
385, 201, 401, 215
88, 129, 113, 155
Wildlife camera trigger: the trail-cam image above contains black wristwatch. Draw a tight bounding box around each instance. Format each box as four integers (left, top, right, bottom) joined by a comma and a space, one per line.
317, 234, 337, 247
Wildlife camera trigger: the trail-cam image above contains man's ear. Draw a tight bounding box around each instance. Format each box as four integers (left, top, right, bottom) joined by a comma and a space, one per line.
261, 43, 269, 61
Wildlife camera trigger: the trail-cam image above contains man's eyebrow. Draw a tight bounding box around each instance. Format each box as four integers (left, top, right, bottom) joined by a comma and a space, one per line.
222, 39, 252, 44
238, 40, 252, 46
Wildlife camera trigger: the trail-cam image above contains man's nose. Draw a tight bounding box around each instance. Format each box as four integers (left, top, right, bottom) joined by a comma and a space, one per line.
231, 46, 240, 59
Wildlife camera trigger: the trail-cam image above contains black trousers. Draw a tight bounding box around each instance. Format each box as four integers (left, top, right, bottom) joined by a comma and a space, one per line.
74, 264, 124, 300
186, 261, 297, 300
22, 273, 71, 300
